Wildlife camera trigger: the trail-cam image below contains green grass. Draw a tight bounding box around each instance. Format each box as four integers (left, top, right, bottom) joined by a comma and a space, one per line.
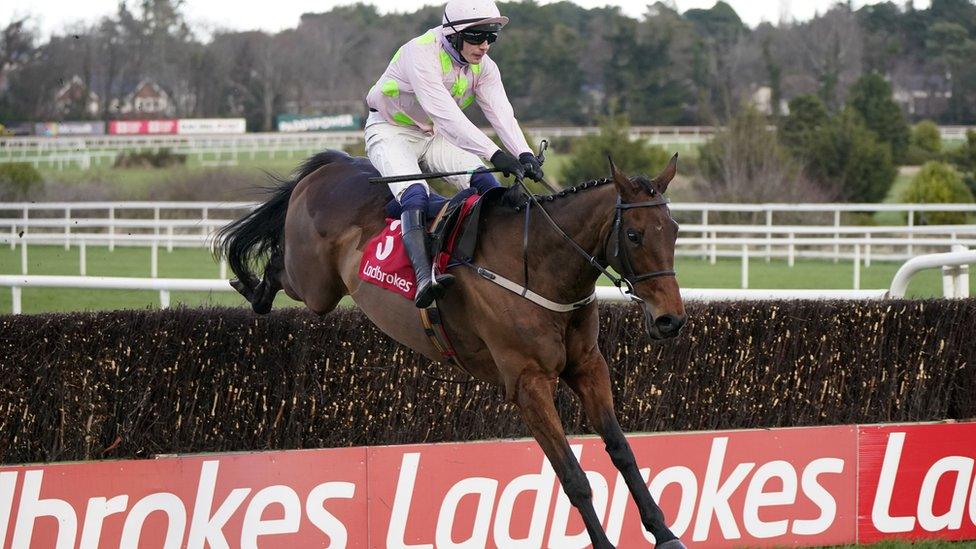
0, 244, 966, 314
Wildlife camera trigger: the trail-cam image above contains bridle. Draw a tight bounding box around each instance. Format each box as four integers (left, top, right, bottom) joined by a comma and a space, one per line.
516, 178, 677, 304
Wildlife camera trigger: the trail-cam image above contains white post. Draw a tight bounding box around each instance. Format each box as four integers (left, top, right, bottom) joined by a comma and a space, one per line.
709, 231, 717, 265
202, 207, 210, 238
219, 258, 228, 279
701, 209, 709, 260
79, 240, 87, 276
853, 244, 861, 290
167, 225, 174, 253
64, 207, 71, 250
833, 209, 841, 263
151, 241, 159, 278
741, 244, 749, 289
154, 207, 160, 239
788, 232, 795, 267
865, 233, 872, 267
20, 240, 27, 275
160, 290, 170, 309
907, 210, 914, 258
765, 209, 773, 262
9, 225, 15, 250
109, 207, 115, 251
12, 286, 21, 315
950, 244, 970, 298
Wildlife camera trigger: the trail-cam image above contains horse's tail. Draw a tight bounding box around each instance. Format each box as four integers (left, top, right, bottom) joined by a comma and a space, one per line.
213, 151, 345, 291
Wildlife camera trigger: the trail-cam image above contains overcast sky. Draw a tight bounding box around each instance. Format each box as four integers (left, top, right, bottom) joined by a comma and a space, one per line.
3, 0, 929, 38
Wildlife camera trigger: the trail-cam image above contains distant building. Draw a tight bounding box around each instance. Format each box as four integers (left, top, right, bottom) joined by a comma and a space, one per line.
54, 75, 100, 117
110, 80, 174, 117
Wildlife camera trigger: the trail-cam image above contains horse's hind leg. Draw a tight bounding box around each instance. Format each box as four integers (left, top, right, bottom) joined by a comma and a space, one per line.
565, 353, 684, 548
250, 251, 285, 314
514, 371, 615, 549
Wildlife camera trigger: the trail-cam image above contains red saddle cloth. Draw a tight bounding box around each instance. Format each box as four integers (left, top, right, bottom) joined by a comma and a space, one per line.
358, 194, 479, 300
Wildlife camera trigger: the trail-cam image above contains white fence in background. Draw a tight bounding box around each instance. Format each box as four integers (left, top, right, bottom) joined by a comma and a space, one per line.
3, 202, 976, 289
3, 125, 972, 170
2, 247, 972, 314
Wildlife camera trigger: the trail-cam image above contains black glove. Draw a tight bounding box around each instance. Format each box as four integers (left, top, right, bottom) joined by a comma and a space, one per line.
490, 150, 524, 179
519, 152, 544, 182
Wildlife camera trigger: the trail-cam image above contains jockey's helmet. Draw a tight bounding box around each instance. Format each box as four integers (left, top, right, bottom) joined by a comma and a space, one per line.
442, 0, 509, 35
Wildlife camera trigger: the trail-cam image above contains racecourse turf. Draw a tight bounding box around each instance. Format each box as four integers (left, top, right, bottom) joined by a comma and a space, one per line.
0, 244, 969, 314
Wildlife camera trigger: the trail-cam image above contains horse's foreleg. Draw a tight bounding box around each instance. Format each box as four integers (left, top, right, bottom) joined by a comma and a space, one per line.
515, 372, 615, 549
565, 355, 685, 548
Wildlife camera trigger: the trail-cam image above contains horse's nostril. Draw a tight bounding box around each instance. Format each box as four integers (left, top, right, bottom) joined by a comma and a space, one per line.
655, 314, 685, 334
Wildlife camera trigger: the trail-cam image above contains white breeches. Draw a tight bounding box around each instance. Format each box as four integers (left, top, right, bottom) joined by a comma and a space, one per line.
364, 119, 485, 202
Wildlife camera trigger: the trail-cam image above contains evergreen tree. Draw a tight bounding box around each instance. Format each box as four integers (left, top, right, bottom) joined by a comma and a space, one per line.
807, 108, 897, 202
847, 72, 911, 162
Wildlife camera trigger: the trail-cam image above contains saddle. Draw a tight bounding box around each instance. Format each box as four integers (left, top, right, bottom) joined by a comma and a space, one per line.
384, 186, 506, 267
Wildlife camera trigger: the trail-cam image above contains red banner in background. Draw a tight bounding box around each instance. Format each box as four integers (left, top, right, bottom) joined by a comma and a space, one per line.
858, 423, 976, 543
108, 119, 178, 135
0, 422, 972, 548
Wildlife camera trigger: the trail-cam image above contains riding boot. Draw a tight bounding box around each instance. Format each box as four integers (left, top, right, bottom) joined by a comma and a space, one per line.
401, 208, 455, 308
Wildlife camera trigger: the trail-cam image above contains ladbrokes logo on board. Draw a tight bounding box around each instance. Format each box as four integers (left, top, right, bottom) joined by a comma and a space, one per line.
2, 423, 973, 548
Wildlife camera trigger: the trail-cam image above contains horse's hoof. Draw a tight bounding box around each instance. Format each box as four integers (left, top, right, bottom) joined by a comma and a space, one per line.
656, 540, 687, 549
230, 278, 253, 300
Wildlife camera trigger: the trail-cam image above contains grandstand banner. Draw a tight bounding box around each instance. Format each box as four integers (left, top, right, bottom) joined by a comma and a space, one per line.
858, 422, 976, 543
177, 118, 246, 135
109, 119, 178, 135
0, 423, 972, 547
276, 114, 361, 132
33, 121, 106, 136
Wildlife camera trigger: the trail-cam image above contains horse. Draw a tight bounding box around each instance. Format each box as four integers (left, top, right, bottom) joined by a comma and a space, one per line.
215, 149, 688, 548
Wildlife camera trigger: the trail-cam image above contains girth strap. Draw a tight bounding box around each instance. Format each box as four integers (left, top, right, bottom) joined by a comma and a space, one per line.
419, 305, 467, 372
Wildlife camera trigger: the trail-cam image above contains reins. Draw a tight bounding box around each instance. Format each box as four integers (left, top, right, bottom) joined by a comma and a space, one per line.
472, 173, 677, 306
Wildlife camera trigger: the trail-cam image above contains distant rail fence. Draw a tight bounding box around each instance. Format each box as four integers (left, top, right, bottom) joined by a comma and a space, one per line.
2, 126, 972, 170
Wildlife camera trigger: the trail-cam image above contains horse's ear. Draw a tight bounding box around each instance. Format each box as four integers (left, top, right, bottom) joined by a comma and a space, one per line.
608, 155, 636, 193
652, 153, 679, 194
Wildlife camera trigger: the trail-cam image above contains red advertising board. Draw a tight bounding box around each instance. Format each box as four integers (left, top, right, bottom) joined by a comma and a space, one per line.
0, 422, 972, 547
108, 119, 178, 135
368, 426, 857, 548
0, 448, 367, 548
858, 423, 976, 543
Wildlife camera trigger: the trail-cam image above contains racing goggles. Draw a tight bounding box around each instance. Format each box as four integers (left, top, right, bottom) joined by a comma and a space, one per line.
459, 29, 498, 45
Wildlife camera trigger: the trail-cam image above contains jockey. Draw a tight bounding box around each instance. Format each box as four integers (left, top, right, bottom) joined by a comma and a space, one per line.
364, 0, 543, 308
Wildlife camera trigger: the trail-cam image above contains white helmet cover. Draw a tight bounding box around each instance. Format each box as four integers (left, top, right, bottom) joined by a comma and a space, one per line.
442, 0, 510, 34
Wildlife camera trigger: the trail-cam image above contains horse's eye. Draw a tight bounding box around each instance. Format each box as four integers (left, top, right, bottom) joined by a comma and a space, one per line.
626, 229, 642, 244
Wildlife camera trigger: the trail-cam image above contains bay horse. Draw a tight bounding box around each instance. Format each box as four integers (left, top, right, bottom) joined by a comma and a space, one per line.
215, 150, 687, 548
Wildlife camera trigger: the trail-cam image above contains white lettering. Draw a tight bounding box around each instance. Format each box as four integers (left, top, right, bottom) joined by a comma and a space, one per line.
493, 454, 556, 548
793, 457, 844, 535
119, 492, 186, 549
646, 466, 700, 541
871, 432, 915, 533
79, 496, 128, 547
187, 461, 251, 549
917, 456, 974, 532
692, 437, 755, 541
240, 486, 301, 549
743, 460, 797, 538
306, 482, 356, 548
11, 470, 77, 549
0, 472, 17, 546
387, 453, 432, 549
435, 477, 497, 549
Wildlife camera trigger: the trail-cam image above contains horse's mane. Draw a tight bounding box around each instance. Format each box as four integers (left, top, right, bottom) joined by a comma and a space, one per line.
510, 174, 655, 211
